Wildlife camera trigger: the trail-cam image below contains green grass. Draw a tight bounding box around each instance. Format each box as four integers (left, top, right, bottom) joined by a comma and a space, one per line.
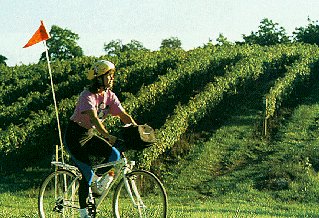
1, 191, 318, 217
168, 197, 319, 217
162, 81, 319, 217
0, 191, 37, 218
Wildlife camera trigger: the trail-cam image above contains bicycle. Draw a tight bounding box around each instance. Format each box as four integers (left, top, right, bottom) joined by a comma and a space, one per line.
38, 152, 168, 218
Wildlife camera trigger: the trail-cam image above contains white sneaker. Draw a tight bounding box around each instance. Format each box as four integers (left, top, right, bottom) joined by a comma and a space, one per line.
79, 208, 91, 218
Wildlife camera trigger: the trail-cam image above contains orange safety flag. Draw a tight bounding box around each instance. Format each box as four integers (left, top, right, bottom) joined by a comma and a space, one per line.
23, 20, 50, 48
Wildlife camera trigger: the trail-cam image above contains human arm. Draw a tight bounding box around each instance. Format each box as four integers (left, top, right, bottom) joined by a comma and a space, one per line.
83, 109, 117, 144
117, 111, 137, 126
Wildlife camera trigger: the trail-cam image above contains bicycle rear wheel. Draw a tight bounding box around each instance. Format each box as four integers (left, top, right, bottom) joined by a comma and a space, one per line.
113, 170, 168, 218
38, 169, 80, 218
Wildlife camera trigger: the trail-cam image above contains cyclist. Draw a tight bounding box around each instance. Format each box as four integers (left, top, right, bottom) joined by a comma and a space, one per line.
64, 60, 137, 218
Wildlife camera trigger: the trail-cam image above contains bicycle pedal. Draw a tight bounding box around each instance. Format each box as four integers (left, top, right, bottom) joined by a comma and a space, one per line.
53, 198, 64, 213
53, 205, 63, 213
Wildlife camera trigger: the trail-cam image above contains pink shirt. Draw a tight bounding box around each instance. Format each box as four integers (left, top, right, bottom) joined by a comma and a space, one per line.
70, 89, 124, 129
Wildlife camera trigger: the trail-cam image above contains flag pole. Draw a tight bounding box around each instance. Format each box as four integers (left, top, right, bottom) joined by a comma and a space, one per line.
43, 41, 64, 163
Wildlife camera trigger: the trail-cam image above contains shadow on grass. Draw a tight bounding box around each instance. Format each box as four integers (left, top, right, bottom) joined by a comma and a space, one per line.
0, 167, 51, 194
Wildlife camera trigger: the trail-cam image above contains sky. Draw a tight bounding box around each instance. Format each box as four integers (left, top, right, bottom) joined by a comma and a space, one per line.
1, 0, 319, 66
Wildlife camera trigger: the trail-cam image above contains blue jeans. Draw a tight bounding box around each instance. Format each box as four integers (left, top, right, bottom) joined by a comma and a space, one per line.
64, 121, 121, 208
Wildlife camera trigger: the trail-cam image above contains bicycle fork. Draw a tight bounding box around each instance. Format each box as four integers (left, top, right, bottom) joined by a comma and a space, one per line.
123, 172, 146, 217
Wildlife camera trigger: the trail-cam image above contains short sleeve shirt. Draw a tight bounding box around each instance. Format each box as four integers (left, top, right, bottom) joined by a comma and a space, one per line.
70, 89, 124, 129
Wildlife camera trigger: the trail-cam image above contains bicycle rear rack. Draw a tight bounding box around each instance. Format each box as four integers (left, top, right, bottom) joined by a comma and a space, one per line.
51, 161, 80, 174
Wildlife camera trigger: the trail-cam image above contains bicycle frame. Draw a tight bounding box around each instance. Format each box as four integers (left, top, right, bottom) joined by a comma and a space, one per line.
51, 154, 139, 211
92, 157, 134, 208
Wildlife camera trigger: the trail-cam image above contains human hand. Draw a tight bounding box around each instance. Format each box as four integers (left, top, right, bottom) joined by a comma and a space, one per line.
106, 134, 117, 145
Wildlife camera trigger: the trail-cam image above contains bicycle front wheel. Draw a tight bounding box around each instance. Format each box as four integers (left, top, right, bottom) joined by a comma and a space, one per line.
113, 170, 168, 218
38, 169, 80, 218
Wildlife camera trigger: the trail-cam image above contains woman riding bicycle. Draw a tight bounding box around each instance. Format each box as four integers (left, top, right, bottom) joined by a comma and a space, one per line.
64, 60, 137, 218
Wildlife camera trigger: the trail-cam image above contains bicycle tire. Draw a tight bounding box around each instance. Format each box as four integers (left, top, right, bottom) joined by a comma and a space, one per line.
38, 169, 80, 218
112, 170, 168, 218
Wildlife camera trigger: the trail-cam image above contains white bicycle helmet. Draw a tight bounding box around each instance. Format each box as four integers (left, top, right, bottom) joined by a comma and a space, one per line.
87, 60, 115, 80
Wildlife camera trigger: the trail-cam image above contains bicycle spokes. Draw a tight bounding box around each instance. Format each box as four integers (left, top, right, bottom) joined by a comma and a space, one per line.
38, 170, 80, 218
113, 170, 167, 218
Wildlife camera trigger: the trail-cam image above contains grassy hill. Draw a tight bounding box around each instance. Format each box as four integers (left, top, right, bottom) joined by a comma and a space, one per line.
1, 43, 319, 216
166, 77, 319, 202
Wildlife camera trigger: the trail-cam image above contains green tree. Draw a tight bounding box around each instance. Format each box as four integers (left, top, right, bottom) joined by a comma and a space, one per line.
0, 55, 7, 66
103, 39, 122, 56
293, 18, 319, 45
103, 39, 147, 56
216, 33, 232, 46
40, 25, 83, 61
242, 18, 290, 45
122, 40, 148, 52
160, 37, 182, 49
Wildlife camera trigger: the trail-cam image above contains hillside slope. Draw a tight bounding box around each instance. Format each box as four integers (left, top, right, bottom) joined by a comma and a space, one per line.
165, 72, 319, 205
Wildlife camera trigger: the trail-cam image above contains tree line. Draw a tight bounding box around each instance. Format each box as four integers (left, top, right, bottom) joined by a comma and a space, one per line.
0, 17, 318, 66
